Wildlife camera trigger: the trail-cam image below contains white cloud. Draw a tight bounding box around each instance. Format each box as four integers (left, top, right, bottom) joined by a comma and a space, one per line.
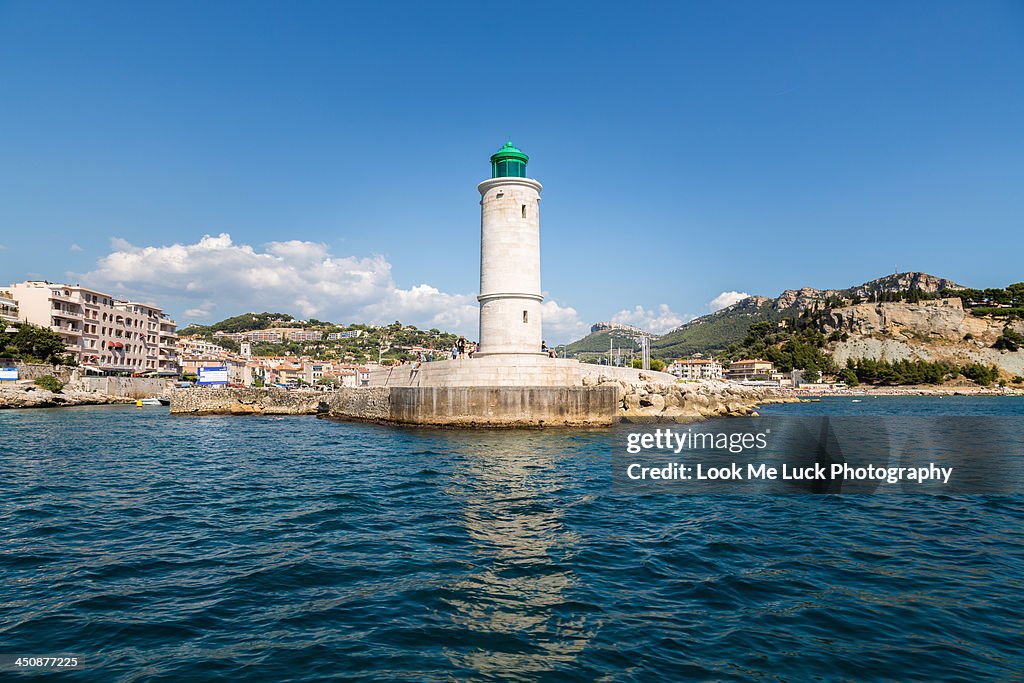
610, 304, 692, 335
69, 244, 83, 252
0, 244, 7, 251
80, 233, 588, 342
184, 303, 214, 319
541, 299, 589, 342
708, 291, 749, 312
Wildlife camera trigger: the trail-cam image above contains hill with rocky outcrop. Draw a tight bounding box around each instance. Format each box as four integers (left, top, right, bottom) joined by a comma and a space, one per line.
569, 272, 1024, 379
648, 272, 970, 360
563, 324, 656, 358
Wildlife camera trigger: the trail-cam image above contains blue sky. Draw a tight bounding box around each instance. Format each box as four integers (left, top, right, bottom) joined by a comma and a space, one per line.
1, 1, 1022, 341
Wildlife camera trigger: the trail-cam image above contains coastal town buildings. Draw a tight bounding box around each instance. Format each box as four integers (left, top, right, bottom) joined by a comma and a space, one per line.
7, 281, 178, 374
212, 328, 329, 344
177, 337, 232, 357
173, 334, 371, 387
668, 358, 724, 380
725, 359, 775, 381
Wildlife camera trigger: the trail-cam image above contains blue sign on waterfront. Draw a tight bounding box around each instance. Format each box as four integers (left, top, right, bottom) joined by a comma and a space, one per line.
0, 368, 18, 381
197, 366, 228, 386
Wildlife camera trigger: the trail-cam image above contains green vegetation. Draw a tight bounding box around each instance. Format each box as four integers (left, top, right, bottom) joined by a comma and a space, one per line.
853, 282, 1024, 313
992, 328, 1024, 352
629, 359, 666, 371
960, 362, 1000, 386
179, 312, 294, 336
845, 358, 1002, 386
0, 322, 75, 365
181, 313, 460, 364
653, 300, 780, 359
940, 282, 1024, 307
34, 375, 64, 392
564, 330, 628, 357
718, 318, 837, 379
845, 358, 957, 385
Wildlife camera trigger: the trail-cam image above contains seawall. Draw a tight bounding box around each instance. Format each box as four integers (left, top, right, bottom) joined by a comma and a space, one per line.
170, 381, 786, 426
170, 387, 329, 415
170, 386, 617, 426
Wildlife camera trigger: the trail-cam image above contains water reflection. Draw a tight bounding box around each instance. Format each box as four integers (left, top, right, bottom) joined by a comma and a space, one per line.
442, 433, 592, 679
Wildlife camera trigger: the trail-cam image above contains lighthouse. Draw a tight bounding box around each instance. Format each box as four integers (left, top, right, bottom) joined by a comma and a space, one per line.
476, 141, 545, 357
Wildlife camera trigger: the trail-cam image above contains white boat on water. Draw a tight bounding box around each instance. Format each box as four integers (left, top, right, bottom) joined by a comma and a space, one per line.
136, 397, 170, 406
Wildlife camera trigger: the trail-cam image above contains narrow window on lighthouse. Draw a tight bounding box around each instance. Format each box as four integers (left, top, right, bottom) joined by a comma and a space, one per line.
521, 204, 527, 218
523, 311, 528, 323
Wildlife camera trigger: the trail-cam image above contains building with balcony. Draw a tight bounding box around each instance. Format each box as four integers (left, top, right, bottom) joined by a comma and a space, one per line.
667, 358, 724, 381
0, 291, 19, 324
8, 281, 179, 375
725, 359, 775, 381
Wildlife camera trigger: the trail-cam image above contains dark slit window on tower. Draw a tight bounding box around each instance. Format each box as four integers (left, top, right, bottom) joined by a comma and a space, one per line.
523, 311, 528, 323
522, 205, 527, 218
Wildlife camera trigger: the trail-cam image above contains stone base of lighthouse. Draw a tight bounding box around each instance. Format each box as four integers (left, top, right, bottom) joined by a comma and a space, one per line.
349, 357, 678, 427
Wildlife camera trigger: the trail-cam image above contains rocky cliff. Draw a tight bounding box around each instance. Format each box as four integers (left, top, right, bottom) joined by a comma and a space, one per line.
821, 298, 1024, 375
774, 273, 963, 311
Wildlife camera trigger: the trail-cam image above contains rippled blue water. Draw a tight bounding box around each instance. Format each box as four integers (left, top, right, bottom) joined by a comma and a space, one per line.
1, 397, 1022, 681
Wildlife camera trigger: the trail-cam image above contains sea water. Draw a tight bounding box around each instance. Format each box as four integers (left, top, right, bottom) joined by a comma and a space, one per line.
1, 397, 1021, 680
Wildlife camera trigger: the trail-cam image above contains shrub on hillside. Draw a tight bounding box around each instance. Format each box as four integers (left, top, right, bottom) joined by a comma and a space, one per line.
960, 363, 1000, 386
992, 328, 1024, 352
34, 375, 64, 393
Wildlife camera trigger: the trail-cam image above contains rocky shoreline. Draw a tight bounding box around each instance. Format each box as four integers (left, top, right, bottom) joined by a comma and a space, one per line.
586, 375, 798, 421
784, 385, 1024, 398
0, 384, 135, 409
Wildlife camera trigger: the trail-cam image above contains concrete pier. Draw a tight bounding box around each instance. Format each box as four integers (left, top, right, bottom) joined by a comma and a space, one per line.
170, 385, 618, 427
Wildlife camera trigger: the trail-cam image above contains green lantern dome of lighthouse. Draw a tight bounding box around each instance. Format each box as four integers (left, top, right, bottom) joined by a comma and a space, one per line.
490, 140, 529, 178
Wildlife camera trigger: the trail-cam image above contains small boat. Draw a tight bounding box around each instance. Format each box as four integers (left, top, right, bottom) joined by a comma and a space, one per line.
851, 399, 862, 403
136, 397, 170, 407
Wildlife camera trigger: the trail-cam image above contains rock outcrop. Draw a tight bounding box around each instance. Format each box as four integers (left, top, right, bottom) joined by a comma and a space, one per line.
821, 299, 1024, 376
773, 274, 964, 313
0, 382, 132, 409
582, 372, 793, 421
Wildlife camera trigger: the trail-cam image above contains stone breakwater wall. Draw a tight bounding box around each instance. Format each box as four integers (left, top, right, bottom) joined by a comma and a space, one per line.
170, 381, 789, 425
170, 388, 328, 415
327, 388, 391, 422
76, 377, 171, 398
587, 375, 794, 421
170, 386, 617, 426
10, 363, 75, 383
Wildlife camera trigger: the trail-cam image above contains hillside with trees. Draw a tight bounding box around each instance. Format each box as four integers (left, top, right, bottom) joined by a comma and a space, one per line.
180, 313, 461, 364
563, 272, 1024, 385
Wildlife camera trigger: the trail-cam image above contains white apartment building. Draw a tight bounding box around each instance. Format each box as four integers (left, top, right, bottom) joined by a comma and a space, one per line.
668, 358, 724, 381
8, 281, 178, 374
725, 359, 775, 381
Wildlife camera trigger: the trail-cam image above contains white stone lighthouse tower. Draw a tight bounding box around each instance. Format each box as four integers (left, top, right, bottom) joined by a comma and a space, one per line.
476, 141, 544, 357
